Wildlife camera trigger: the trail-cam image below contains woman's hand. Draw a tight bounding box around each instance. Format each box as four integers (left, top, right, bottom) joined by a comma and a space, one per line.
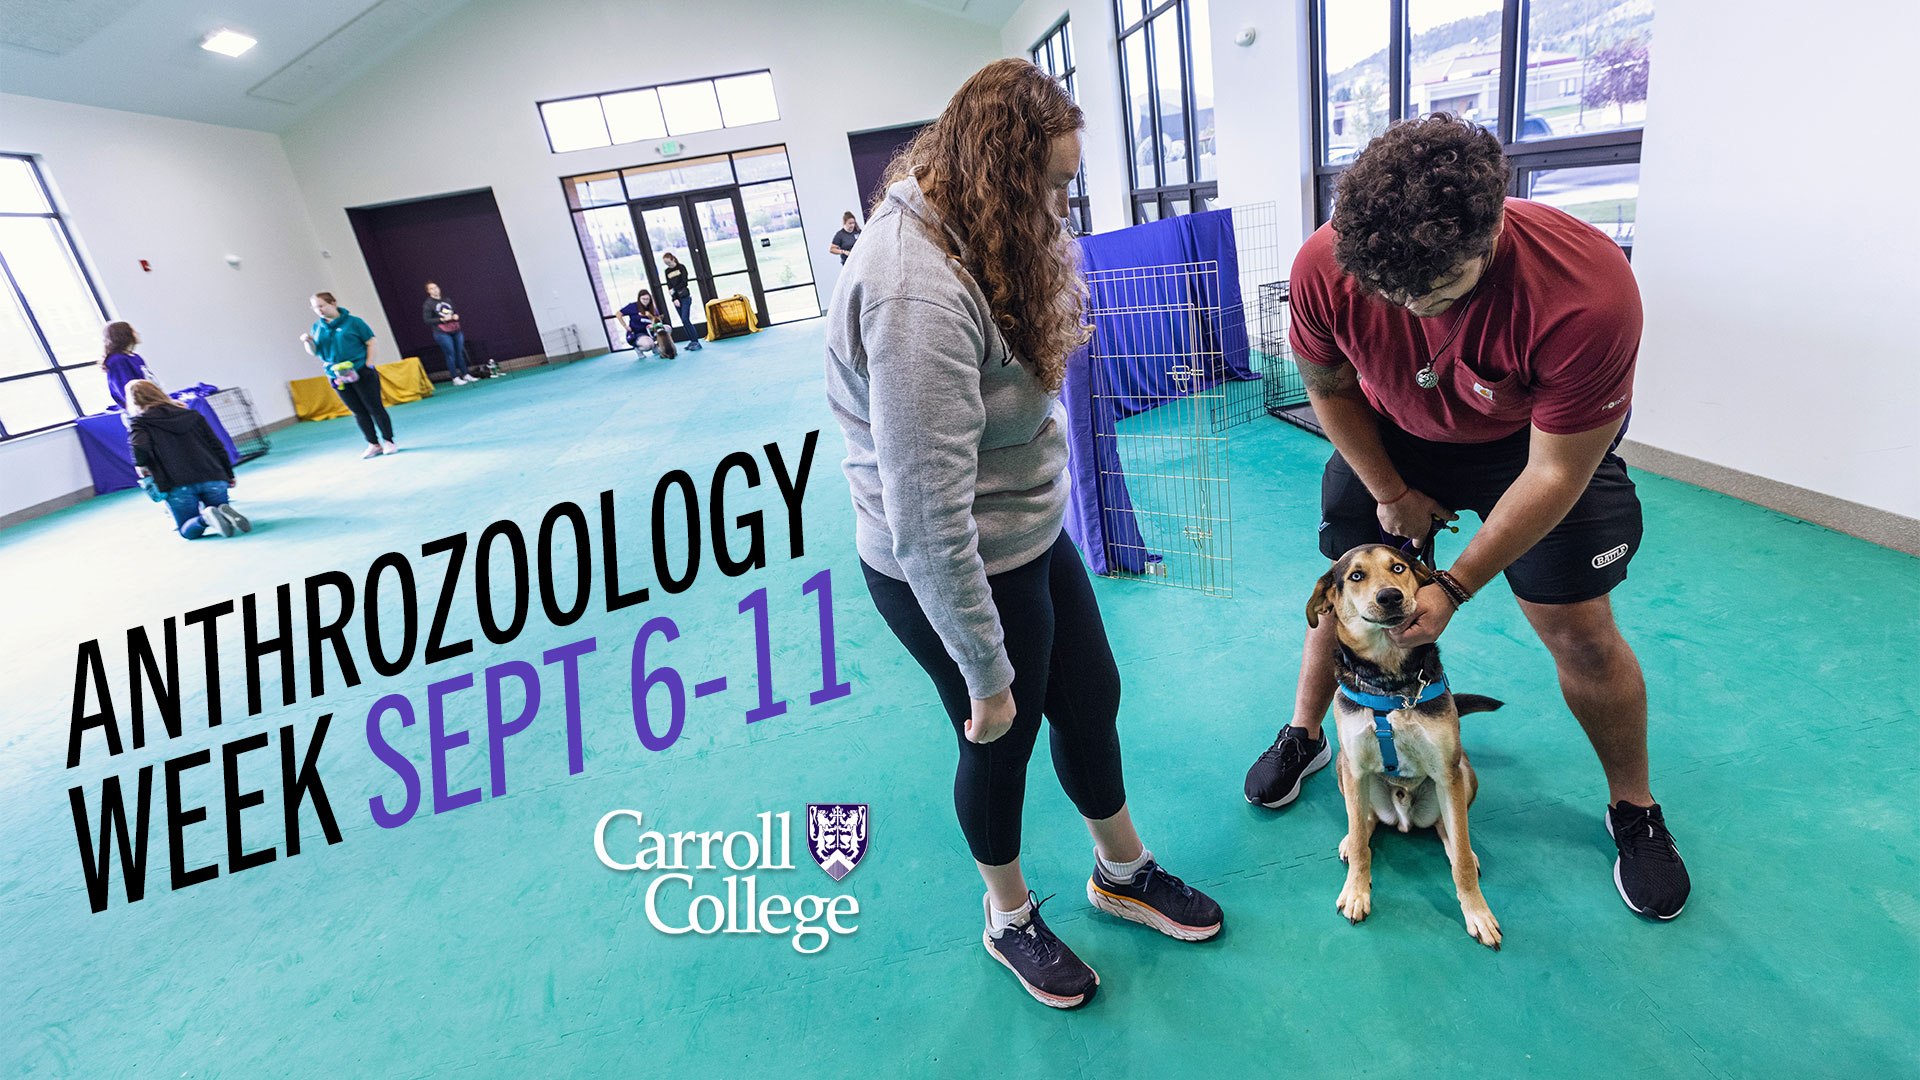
966, 687, 1016, 744
1376, 487, 1457, 548
300, 332, 314, 345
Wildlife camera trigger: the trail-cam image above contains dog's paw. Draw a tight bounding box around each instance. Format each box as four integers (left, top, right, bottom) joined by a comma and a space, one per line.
1336, 879, 1372, 924
1462, 904, 1501, 950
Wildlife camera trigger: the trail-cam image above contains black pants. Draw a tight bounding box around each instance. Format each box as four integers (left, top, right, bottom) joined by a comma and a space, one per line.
337, 372, 393, 444
862, 531, 1127, 866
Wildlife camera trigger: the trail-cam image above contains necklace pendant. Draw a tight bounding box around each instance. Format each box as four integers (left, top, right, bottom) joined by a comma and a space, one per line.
1416, 365, 1439, 389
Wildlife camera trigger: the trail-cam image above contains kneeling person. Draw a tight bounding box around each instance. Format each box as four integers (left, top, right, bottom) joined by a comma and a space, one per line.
1243, 114, 1688, 921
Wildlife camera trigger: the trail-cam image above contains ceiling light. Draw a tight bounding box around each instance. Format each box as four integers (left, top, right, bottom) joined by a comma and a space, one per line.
200, 29, 257, 57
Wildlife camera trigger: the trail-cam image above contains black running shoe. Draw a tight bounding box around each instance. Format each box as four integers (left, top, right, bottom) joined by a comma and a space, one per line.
982, 893, 1098, 1009
1244, 724, 1331, 807
214, 504, 252, 534
1607, 801, 1690, 920
1088, 857, 1223, 941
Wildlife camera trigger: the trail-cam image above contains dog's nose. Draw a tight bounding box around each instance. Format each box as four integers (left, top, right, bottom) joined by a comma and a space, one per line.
1376, 588, 1404, 608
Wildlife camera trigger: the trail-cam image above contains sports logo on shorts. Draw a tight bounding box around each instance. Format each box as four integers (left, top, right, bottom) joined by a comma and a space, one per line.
806, 804, 868, 881
1591, 543, 1630, 569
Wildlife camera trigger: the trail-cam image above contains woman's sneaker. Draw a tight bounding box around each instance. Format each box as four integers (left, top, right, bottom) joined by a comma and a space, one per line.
361, 445, 382, 460
214, 504, 251, 534
199, 505, 236, 537
1087, 858, 1223, 941
1244, 724, 1331, 807
982, 893, 1098, 1009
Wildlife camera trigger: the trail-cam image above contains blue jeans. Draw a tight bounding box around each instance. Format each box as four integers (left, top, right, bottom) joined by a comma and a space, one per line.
434, 329, 470, 378
163, 480, 231, 539
672, 295, 702, 348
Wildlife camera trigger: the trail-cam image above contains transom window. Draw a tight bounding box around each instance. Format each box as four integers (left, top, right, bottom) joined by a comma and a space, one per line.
540, 70, 780, 154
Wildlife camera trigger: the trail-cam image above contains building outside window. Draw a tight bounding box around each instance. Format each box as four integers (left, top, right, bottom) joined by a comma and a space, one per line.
1313, 0, 1650, 251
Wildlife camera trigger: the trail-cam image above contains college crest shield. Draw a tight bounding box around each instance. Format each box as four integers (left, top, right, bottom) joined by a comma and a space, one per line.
806, 803, 868, 881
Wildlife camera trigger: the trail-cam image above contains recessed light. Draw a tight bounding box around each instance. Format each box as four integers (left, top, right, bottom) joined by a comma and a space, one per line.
200, 29, 257, 57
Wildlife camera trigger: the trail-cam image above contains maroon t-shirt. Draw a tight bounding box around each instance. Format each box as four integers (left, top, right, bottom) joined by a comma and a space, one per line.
1289, 198, 1641, 443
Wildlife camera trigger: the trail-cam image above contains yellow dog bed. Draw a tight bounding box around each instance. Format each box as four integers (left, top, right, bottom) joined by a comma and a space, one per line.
290, 356, 435, 421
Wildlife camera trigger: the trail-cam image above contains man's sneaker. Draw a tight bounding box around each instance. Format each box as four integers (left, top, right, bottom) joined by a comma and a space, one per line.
982, 893, 1098, 1009
1606, 801, 1690, 920
214, 504, 251, 534
199, 505, 235, 537
1087, 858, 1223, 941
1244, 724, 1331, 807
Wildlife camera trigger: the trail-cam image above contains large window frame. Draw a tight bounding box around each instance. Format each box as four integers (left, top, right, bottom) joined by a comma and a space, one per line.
1115, 0, 1218, 225
0, 154, 112, 441
538, 69, 781, 155
1310, 0, 1646, 250
1030, 17, 1093, 235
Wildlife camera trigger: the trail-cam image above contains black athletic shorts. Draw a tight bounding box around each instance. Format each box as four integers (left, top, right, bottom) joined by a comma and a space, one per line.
1317, 421, 1642, 605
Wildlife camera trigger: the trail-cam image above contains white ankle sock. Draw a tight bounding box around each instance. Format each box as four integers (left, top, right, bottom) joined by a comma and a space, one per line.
988, 897, 1033, 933
1098, 848, 1152, 882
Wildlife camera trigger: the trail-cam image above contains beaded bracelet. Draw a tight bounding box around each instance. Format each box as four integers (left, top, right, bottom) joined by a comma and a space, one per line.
1432, 569, 1473, 608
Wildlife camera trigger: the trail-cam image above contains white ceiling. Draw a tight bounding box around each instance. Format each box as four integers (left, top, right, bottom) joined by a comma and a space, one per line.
0, 0, 1028, 134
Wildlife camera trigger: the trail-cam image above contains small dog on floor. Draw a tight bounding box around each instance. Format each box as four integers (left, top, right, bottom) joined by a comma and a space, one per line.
1306, 544, 1505, 949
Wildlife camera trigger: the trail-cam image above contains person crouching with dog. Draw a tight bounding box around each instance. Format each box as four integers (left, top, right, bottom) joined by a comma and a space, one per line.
1242, 114, 1689, 921
126, 380, 251, 539
826, 59, 1223, 1009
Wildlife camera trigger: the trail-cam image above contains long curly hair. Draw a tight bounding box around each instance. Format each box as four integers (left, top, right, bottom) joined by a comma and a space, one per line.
878, 59, 1088, 393
1331, 114, 1511, 299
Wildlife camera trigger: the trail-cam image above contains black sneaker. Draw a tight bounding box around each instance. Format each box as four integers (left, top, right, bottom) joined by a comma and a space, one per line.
982, 893, 1098, 1009
1606, 801, 1690, 920
199, 505, 235, 537
1088, 857, 1223, 941
214, 504, 252, 534
1244, 724, 1331, 807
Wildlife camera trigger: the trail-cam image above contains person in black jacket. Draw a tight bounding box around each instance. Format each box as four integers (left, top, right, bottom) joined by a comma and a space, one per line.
660, 253, 702, 351
126, 380, 251, 539
423, 282, 475, 383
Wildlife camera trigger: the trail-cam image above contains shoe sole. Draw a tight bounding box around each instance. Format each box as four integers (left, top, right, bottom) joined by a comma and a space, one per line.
982, 931, 1095, 1009
1086, 879, 1221, 941
1247, 739, 1332, 808
202, 510, 235, 537
218, 506, 251, 534
1605, 813, 1686, 921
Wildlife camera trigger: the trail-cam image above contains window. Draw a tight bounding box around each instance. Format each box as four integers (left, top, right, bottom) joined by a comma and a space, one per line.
538, 70, 781, 154
1030, 17, 1093, 235
1311, 0, 1651, 251
0, 155, 111, 440
1115, 0, 1217, 225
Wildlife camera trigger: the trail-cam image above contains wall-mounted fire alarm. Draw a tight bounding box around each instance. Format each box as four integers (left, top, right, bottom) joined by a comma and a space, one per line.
140, 259, 152, 272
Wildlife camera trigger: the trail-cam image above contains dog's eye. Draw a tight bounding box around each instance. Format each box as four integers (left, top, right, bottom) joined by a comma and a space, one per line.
1348, 570, 1365, 581
1391, 563, 1405, 574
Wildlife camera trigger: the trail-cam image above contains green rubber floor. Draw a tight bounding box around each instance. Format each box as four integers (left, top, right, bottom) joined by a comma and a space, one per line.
4, 323, 1916, 1079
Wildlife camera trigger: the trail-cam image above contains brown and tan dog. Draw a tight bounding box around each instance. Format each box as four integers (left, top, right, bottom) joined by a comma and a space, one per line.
1306, 544, 1505, 949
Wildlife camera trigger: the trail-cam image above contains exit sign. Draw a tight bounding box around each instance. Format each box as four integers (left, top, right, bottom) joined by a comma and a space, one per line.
658, 140, 683, 158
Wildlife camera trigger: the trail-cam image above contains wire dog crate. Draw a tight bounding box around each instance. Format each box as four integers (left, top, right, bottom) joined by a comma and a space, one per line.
1210, 201, 1285, 431
205, 387, 270, 462
1083, 260, 1233, 596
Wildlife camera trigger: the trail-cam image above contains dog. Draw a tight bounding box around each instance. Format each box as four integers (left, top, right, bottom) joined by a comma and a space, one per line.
1306, 544, 1505, 949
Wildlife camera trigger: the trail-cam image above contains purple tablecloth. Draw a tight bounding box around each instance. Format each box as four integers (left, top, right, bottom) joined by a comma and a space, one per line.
75, 385, 241, 496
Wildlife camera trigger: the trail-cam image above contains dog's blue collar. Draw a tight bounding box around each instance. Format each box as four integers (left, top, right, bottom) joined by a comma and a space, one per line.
1337, 676, 1449, 776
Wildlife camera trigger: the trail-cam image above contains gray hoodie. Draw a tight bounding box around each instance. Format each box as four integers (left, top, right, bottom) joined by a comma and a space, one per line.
825, 177, 1071, 699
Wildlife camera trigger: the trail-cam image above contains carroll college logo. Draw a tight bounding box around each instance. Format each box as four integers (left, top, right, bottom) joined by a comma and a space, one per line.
808, 804, 868, 881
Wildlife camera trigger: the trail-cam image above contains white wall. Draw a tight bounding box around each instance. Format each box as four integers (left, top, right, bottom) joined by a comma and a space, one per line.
1609, 2, 1920, 520
0, 93, 330, 519
278, 0, 1005, 360
999, 0, 1312, 252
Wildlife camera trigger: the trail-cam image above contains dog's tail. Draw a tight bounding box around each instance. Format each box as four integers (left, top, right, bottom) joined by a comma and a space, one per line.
1452, 694, 1505, 716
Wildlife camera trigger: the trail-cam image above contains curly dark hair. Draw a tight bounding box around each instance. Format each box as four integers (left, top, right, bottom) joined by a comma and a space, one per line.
878, 59, 1088, 393
1331, 114, 1512, 300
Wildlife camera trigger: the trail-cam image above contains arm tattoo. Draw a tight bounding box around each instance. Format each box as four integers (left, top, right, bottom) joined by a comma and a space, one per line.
1299, 360, 1358, 398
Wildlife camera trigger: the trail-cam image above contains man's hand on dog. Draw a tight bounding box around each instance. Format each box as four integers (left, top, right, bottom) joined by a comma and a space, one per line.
1389, 583, 1458, 647
1376, 487, 1457, 547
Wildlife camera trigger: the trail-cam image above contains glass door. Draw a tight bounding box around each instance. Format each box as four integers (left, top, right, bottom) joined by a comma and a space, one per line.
634, 191, 766, 343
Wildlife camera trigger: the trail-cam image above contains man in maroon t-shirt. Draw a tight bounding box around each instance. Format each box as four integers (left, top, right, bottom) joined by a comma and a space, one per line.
1242, 115, 1689, 921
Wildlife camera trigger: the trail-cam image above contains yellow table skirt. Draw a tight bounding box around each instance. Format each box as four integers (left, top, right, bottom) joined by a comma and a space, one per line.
290, 356, 434, 422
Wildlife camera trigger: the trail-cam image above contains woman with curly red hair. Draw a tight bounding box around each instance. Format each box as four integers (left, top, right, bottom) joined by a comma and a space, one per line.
824, 59, 1222, 1009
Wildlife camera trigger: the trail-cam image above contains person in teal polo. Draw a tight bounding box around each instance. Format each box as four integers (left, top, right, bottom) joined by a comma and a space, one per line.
301, 291, 398, 458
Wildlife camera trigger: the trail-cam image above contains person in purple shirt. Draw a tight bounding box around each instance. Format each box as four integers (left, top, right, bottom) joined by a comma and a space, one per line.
99, 321, 158, 409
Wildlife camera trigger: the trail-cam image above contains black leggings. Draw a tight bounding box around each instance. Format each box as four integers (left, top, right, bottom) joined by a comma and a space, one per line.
337, 371, 393, 444
862, 530, 1127, 866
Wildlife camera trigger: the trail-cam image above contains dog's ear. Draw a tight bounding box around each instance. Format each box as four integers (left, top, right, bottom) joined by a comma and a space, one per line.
1305, 562, 1343, 628
1406, 557, 1435, 588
